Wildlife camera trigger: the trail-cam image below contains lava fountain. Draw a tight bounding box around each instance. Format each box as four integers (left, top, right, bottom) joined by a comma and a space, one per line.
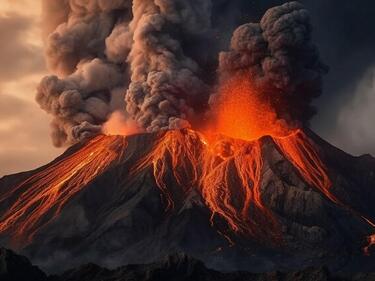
203, 73, 375, 251
197, 73, 336, 244
133, 73, 375, 249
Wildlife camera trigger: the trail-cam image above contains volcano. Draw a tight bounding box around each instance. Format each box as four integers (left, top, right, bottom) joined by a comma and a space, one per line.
0, 128, 375, 273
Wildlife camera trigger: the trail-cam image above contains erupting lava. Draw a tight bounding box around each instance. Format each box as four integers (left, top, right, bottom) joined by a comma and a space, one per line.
133, 73, 375, 250
0, 135, 127, 244
0, 73, 374, 254
206, 73, 290, 141
197, 74, 334, 241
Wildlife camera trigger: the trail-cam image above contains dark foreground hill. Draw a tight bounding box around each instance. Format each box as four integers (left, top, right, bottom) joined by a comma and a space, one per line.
1, 247, 375, 281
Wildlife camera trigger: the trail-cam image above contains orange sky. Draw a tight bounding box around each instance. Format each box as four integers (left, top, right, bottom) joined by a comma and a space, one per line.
0, 0, 62, 176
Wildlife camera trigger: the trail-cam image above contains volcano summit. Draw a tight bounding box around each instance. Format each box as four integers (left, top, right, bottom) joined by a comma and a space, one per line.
0, 128, 375, 273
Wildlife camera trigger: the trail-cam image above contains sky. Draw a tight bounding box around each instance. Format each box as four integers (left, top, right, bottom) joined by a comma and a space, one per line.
0, 0, 62, 176
0, 0, 374, 177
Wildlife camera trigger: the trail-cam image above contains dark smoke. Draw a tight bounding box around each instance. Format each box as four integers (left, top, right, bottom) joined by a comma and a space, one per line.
218, 1, 327, 124
38, 1, 326, 146
37, 0, 133, 147
124, 0, 212, 132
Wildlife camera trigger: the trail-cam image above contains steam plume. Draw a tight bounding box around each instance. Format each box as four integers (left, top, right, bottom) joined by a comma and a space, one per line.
218, 1, 328, 124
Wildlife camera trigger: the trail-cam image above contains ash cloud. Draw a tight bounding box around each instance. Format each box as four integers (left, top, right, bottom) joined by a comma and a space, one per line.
39, 1, 328, 146
218, 1, 327, 125
38, 0, 133, 147
124, 0, 212, 132
39, 0, 217, 145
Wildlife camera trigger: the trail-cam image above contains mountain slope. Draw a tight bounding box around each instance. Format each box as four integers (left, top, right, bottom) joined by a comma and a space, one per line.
0, 129, 374, 273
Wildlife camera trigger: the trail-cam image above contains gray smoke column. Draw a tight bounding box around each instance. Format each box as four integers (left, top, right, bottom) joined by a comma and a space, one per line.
37, 0, 133, 147
218, 1, 328, 124
125, 0, 211, 132
37, 1, 327, 146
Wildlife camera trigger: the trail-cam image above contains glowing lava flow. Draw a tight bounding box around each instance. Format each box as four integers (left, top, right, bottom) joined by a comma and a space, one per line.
0, 72, 374, 254
273, 130, 338, 204
132, 130, 202, 210
206, 73, 375, 252
199, 137, 281, 243
0, 135, 127, 244
132, 73, 374, 246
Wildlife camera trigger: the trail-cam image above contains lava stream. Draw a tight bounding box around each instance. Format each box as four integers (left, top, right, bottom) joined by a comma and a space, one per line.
132, 130, 203, 210
273, 130, 338, 204
0, 135, 127, 244
200, 137, 281, 242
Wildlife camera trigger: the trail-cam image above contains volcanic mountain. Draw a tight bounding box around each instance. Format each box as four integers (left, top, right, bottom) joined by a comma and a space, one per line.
0, 127, 375, 274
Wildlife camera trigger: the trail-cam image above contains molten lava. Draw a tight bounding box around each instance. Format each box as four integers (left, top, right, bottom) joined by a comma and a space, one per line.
274, 130, 338, 204
132, 73, 375, 250
0, 135, 127, 244
204, 73, 290, 141
199, 137, 281, 243
132, 129, 202, 210
0, 73, 374, 254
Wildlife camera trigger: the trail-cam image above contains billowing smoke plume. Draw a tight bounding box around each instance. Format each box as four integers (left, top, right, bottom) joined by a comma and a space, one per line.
218, 1, 328, 124
37, 0, 133, 147
37, 1, 326, 146
38, 0, 219, 146
124, 0, 212, 132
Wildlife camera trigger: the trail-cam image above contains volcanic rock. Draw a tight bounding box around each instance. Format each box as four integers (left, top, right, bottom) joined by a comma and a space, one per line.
0, 129, 374, 273
0, 247, 47, 281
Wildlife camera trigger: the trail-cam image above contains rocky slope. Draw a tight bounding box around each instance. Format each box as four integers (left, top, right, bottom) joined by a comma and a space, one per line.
0, 130, 374, 273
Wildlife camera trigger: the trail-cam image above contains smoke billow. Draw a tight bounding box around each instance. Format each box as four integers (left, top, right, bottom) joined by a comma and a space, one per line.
218, 1, 327, 124
124, 0, 212, 132
38, 0, 133, 147
38, 1, 326, 146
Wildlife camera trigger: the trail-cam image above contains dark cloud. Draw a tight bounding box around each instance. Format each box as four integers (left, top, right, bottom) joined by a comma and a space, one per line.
217, 1, 326, 125
0, 13, 45, 81
212, 0, 375, 155
301, 0, 375, 151
328, 67, 375, 156
125, 0, 212, 132
35, 0, 375, 156
38, 0, 133, 147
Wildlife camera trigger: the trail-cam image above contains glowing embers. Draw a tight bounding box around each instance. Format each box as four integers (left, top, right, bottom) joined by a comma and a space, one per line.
365, 234, 375, 255
205, 72, 290, 141
0, 135, 127, 244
